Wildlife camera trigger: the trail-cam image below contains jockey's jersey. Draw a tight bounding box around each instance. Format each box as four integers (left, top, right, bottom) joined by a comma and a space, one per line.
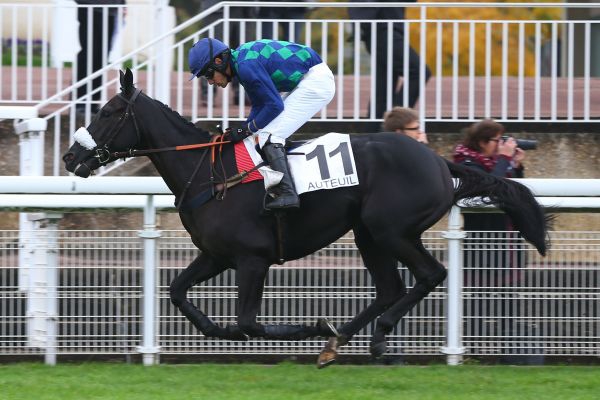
231, 40, 323, 131
232, 40, 322, 92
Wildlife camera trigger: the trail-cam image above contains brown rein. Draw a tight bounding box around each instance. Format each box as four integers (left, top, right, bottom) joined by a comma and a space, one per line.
109, 139, 231, 159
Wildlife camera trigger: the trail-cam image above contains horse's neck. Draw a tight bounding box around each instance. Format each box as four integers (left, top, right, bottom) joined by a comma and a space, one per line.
141, 102, 211, 197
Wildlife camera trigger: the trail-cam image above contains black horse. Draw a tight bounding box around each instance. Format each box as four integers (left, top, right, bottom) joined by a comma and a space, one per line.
63, 69, 548, 366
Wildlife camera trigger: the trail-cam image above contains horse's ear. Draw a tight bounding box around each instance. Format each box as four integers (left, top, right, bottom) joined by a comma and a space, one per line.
119, 68, 135, 95
124, 68, 133, 88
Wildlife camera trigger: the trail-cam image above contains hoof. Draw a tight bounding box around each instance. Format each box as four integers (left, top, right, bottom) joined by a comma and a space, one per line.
317, 337, 339, 369
369, 339, 388, 359
317, 318, 340, 337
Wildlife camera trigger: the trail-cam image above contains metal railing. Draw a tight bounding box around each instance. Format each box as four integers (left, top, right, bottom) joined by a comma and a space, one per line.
1, 2, 599, 176
0, 176, 599, 365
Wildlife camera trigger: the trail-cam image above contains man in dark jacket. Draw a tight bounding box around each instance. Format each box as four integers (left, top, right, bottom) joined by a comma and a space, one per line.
75, 0, 126, 115
348, 0, 431, 118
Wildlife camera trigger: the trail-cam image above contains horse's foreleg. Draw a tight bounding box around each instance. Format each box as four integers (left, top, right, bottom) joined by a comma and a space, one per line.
169, 253, 247, 341
262, 318, 338, 340
235, 256, 337, 340
234, 256, 269, 337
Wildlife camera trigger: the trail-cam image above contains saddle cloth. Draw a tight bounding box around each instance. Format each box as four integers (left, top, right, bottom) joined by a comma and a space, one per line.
236, 132, 360, 195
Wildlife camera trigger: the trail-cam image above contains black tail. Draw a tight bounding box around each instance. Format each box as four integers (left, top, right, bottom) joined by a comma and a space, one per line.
445, 159, 549, 256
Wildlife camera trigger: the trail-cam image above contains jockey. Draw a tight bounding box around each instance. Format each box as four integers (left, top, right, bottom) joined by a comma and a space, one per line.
188, 38, 336, 210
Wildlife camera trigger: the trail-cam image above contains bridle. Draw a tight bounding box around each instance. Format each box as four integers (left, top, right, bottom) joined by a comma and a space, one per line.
93, 88, 232, 164
93, 88, 143, 165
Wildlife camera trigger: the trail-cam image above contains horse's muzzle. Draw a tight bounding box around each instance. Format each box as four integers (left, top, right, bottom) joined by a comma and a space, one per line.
62, 152, 76, 172
63, 152, 99, 178
73, 161, 95, 178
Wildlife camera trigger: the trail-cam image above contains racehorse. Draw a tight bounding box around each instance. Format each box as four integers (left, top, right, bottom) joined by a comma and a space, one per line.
63, 69, 549, 367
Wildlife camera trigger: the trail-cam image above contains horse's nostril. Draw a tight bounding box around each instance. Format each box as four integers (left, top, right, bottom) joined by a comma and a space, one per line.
63, 153, 74, 163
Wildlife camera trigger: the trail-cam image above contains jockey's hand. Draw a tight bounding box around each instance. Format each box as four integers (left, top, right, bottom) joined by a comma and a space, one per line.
225, 127, 252, 143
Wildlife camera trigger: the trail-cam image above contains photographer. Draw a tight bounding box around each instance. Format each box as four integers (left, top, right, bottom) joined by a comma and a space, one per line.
453, 119, 542, 364
453, 119, 525, 179
452, 120, 526, 271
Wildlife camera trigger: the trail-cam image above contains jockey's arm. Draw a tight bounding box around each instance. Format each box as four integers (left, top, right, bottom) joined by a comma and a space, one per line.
238, 63, 284, 133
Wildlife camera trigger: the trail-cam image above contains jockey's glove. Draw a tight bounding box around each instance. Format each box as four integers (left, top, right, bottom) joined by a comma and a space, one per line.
226, 127, 253, 143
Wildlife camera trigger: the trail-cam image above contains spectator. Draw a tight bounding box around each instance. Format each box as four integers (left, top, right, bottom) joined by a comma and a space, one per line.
453, 119, 541, 365
382, 106, 428, 144
348, 0, 431, 118
188, 38, 335, 210
257, 1, 308, 42
75, 0, 126, 115
453, 119, 526, 285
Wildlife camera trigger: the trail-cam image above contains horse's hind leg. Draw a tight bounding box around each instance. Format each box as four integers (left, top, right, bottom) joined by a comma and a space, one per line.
338, 224, 407, 344
317, 225, 407, 368
169, 252, 247, 340
370, 237, 447, 358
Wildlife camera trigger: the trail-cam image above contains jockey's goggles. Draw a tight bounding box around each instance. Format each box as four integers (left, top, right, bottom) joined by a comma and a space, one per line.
197, 66, 215, 80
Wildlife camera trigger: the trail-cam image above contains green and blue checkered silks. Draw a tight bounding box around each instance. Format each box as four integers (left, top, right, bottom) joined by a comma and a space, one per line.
232, 40, 322, 92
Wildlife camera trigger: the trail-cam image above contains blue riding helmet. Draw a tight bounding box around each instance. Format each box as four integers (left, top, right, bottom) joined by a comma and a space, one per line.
188, 38, 231, 81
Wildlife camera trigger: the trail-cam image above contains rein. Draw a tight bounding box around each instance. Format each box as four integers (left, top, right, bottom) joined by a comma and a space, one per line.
96, 88, 230, 162
109, 140, 231, 159
99, 88, 263, 211
176, 134, 267, 211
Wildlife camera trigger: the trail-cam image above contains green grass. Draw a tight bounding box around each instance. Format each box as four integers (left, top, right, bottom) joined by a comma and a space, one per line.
1, 362, 599, 400
2, 52, 43, 67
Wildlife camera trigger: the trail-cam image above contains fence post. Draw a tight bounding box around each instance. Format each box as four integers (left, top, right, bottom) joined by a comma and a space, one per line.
137, 195, 161, 365
14, 118, 47, 292
22, 212, 63, 365
441, 206, 466, 365
33, 213, 62, 365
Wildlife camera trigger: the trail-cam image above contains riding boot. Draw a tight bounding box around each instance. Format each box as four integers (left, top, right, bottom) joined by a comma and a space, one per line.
262, 142, 300, 210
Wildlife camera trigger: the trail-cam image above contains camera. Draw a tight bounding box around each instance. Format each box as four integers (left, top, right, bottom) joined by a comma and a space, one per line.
501, 135, 538, 151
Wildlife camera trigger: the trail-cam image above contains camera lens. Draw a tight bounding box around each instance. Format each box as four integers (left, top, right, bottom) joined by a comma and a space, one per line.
515, 139, 538, 150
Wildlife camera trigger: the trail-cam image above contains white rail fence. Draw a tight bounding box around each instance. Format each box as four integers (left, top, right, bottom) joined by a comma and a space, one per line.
0, 2, 599, 176
0, 177, 599, 365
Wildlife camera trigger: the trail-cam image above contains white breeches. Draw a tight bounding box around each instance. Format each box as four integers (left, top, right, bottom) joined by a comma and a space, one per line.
257, 62, 335, 148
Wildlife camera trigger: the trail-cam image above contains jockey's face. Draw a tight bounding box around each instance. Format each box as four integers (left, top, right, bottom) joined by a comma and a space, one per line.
206, 57, 230, 88
207, 70, 229, 88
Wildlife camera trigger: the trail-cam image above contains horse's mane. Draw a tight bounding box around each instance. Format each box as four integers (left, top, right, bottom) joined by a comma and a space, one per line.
142, 92, 212, 140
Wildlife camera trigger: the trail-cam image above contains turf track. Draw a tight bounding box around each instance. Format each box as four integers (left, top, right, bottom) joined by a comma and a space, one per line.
1, 362, 599, 400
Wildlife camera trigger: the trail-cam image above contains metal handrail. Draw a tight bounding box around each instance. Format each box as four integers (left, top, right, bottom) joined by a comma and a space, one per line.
32, 1, 599, 112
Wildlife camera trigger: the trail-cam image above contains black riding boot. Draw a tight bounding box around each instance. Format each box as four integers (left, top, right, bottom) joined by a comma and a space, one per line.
262, 142, 300, 210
